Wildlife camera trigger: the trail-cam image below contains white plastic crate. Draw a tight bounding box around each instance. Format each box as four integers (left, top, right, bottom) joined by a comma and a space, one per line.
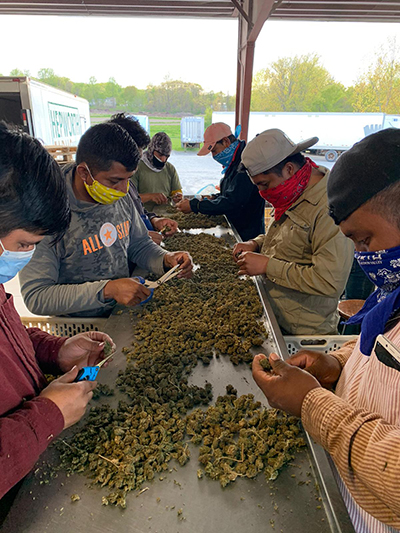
20, 316, 107, 337
284, 335, 358, 355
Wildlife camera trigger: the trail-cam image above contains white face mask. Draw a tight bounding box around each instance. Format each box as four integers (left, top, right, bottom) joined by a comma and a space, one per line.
0, 239, 36, 284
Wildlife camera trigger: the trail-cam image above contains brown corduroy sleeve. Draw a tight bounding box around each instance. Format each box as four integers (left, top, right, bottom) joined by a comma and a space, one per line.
301, 388, 400, 527
329, 338, 358, 369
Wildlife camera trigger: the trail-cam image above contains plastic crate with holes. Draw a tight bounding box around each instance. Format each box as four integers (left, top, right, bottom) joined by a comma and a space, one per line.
284, 335, 358, 355
20, 316, 107, 337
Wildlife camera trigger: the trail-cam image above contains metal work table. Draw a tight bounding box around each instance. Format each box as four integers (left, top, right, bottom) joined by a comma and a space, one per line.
2, 224, 354, 533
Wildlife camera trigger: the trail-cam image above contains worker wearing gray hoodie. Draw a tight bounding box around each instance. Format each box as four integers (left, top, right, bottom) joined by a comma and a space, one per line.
20, 123, 193, 318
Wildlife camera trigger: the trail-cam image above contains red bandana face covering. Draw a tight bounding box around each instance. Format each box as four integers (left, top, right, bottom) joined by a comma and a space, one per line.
259, 157, 318, 221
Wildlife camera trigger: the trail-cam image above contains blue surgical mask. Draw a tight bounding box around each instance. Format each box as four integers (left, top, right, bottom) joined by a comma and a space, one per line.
0, 239, 36, 284
212, 140, 239, 174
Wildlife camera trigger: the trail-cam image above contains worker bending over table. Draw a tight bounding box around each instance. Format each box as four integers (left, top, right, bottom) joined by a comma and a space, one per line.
234, 128, 353, 335
20, 123, 193, 318
253, 128, 400, 532
176, 122, 265, 241
132, 132, 183, 211
0, 122, 113, 510
109, 114, 178, 245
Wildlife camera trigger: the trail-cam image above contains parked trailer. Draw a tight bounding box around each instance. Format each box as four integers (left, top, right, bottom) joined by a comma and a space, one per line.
0, 76, 90, 146
213, 111, 400, 161
130, 114, 150, 134
181, 116, 204, 148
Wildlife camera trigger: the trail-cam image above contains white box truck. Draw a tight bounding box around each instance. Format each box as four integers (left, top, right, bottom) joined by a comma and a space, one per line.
213, 111, 400, 161
0, 76, 91, 146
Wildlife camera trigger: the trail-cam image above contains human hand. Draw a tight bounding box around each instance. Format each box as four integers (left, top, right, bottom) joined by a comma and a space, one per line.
151, 193, 168, 205
40, 366, 96, 429
252, 353, 321, 418
151, 217, 179, 236
172, 192, 183, 203
287, 350, 342, 389
176, 199, 192, 214
232, 241, 259, 262
149, 230, 164, 245
237, 252, 269, 276
164, 251, 193, 278
103, 278, 151, 306
58, 331, 115, 373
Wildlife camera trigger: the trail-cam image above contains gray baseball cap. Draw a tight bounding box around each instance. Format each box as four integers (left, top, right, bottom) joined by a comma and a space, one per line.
242, 129, 319, 176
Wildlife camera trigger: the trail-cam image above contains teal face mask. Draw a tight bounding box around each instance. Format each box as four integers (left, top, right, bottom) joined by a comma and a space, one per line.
212, 140, 239, 174
0, 239, 36, 284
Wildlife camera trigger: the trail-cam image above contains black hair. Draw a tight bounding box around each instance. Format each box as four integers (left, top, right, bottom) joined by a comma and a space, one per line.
76, 123, 140, 174
365, 180, 400, 231
0, 121, 70, 241
109, 113, 150, 150
217, 134, 237, 145
264, 152, 306, 176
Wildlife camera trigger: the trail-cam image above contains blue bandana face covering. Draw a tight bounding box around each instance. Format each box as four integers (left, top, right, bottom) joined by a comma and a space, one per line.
346, 244, 400, 355
0, 239, 36, 284
212, 140, 239, 174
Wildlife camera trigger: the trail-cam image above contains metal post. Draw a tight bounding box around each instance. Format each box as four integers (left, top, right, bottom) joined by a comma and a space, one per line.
234, 0, 275, 141
240, 40, 255, 141
235, 14, 243, 129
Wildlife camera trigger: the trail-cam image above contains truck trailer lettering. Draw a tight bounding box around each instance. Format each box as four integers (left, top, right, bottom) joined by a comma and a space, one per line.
48, 102, 82, 145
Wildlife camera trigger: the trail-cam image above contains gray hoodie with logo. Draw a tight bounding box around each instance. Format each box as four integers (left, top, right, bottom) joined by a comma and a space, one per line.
20, 164, 167, 317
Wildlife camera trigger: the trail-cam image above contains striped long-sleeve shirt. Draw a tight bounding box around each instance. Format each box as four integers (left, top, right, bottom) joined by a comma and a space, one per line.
302, 320, 400, 532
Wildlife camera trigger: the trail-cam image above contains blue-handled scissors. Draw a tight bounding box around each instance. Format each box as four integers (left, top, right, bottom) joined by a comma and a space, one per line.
133, 264, 181, 305
74, 350, 115, 382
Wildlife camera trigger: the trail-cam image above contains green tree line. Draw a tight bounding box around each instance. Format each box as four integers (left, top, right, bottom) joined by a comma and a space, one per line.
4, 38, 399, 115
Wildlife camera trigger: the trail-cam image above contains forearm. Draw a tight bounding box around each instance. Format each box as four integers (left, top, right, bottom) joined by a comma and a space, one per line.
128, 237, 167, 277
251, 236, 264, 251
266, 257, 342, 297
191, 196, 237, 216
0, 398, 64, 499
22, 279, 111, 316
266, 211, 354, 296
193, 170, 255, 216
139, 193, 155, 203
330, 339, 358, 369
27, 328, 67, 375
302, 388, 400, 518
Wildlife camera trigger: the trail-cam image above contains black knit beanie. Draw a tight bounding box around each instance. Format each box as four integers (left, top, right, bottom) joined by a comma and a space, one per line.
327, 128, 400, 225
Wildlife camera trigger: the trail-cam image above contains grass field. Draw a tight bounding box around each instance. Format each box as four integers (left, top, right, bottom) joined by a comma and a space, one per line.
149, 116, 182, 121
89, 113, 201, 152
91, 114, 183, 121
150, 123, 182, 151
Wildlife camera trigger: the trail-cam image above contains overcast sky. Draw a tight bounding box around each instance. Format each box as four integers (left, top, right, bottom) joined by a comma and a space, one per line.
0, 15, 398, 93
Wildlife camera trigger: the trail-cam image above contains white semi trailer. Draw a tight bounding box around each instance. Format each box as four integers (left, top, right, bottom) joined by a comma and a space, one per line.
0, 76, 91, 146
213, 111, 400, 161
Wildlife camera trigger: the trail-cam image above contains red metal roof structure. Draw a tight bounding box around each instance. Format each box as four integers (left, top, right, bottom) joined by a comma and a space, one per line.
1, 1, 399, 139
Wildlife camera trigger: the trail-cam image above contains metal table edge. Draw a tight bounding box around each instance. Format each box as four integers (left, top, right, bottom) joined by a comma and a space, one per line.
227, 219, 354, 533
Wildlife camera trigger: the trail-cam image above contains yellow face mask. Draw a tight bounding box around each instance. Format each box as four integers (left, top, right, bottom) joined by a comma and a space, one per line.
84, 165, 129, 205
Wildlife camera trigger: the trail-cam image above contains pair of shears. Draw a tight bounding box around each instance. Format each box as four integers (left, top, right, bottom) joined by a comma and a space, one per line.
134, 264, 182, 304
74, 350, 115, 382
